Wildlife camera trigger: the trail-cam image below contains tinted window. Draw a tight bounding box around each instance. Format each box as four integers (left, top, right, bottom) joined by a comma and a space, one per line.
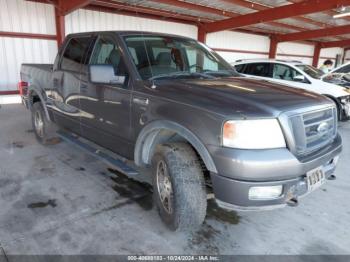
234, 64, 245, 73
273, 63, 302, 81
89, 36, 128, 86
61, 37, 92, 71
334, 64, 350, 74
244, 63, 270, 77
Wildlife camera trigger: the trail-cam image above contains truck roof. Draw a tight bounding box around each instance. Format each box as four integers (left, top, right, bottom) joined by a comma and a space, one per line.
65, 30, 195, 41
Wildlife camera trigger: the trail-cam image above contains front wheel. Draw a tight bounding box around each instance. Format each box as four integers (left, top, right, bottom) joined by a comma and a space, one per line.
152, 143, 207, 231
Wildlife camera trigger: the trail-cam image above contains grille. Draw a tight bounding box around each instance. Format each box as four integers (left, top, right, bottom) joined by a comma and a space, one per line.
289, 107, 337, 156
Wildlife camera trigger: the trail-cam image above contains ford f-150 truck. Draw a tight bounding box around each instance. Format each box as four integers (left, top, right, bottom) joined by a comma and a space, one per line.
20, 31, 342, 231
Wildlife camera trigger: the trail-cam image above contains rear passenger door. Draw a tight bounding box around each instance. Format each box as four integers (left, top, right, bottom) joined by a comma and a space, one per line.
78, 33, 134, 159
51, 35, 94, 135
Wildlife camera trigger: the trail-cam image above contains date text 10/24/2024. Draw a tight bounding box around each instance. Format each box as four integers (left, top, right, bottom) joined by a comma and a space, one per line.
127, 255, 220, 261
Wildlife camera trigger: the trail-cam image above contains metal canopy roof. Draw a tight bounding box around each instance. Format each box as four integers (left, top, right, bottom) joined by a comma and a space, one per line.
27, 0, 350, 47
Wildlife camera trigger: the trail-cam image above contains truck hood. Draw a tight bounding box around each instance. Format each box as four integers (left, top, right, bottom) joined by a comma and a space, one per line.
152, 76, 333, 118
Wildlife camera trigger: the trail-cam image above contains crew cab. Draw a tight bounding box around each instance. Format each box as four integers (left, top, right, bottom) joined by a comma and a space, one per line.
232, 59, 350, 121
20, 32, 342, 231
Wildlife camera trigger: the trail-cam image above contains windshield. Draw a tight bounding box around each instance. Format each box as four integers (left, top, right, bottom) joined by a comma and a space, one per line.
124, 35, 238, 80
295, 64, 324, 79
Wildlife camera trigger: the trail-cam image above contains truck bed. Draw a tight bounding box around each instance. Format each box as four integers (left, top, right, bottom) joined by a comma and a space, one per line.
20, 63, 53, 100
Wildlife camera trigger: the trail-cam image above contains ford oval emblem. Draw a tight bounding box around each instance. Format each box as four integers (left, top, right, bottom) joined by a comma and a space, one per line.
317, 122, 329, 134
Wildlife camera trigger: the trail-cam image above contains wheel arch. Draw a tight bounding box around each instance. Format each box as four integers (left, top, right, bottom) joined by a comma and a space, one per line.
28, 87, 51, 121
134, 120, 218, 174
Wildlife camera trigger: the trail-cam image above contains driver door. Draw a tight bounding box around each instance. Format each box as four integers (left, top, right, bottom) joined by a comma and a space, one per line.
79, 33, 134, 158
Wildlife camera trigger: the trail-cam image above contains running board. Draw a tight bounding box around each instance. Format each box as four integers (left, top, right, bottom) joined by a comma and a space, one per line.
57, 130, 139, 177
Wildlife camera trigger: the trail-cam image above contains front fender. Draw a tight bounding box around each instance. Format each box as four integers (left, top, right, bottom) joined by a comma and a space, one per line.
134, 120, 218, 173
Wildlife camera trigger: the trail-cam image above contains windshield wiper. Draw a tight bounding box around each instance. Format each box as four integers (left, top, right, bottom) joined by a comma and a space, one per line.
149, 71, 214, 80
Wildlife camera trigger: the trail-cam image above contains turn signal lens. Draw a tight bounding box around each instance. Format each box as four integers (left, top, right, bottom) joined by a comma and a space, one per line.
223, 121, 236, 141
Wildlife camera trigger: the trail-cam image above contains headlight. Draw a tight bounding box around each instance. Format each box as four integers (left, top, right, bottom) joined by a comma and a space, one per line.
222, 119, 286, 149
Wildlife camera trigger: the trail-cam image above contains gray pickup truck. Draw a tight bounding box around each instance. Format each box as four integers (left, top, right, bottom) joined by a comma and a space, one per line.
20, 31, 342, 231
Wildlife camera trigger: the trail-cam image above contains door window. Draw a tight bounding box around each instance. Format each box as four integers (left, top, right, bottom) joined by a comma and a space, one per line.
244, 63, 271, 77
61, 37, 92, 72
273, 63, 302, 81
90, 36, 128, 79
234, 64, 245, 73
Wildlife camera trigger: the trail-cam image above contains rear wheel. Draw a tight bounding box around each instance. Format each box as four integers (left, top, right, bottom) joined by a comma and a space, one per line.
152, 143, 207, 231
31, 102, 58, 145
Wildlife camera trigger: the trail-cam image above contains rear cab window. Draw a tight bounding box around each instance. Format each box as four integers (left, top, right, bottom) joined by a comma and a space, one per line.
60, 36, 94, 72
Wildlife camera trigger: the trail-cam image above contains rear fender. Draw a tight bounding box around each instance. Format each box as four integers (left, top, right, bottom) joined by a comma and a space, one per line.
28, 86, 51, 121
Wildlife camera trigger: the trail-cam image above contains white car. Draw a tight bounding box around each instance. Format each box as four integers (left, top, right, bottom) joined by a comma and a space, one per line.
322, 62, 350, 88
232, 59, 350, 121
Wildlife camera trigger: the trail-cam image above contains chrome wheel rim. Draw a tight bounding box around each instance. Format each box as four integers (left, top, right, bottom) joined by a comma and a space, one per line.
34, 111, 44, 138
156, 160, 173, 214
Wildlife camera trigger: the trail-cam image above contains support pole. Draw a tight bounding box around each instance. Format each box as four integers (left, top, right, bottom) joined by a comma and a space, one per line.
55, 7, 65, 48
312, 43, 321, 67
197, 26, 207, 43
269, 36, 278, 59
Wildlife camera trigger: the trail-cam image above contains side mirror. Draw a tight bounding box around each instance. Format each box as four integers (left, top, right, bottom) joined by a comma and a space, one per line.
89, 64, 126, 85
293, 75, 306, 82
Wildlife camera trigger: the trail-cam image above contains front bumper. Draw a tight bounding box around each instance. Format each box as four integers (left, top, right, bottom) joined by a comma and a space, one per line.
208, 135, 342, 210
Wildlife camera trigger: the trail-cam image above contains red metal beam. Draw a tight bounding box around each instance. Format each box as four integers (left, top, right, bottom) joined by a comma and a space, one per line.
277, 24, 350, 42
212, 48, 269, 56
85, 4, 200, 26
149, 0, 308, 33
286, 0, 350, 40
222, 0, 329, 28
269, 36, 278, 58
92, 0, 210, 23
150, 0, 227, 17
0, 31, 56, 40
321, 39, 350, 49
312, 43, 321, 67
204, 0, 350, 33
0, 90, 20, 95
55, 7, 65, 47
212, 47, 336, 60
58, 0, 93, 15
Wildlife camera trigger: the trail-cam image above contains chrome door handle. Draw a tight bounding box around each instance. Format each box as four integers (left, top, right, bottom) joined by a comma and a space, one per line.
133, 97, 149, 106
